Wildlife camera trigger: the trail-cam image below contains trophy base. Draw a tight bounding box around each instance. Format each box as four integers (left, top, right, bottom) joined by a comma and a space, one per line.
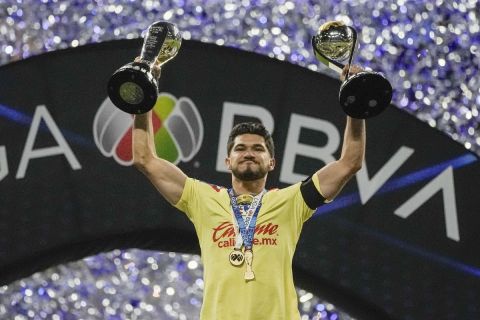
107, 62, 158, 114
339, 72, 392, 119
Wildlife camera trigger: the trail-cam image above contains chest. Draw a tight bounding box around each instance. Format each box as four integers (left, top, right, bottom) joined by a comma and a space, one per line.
202, 196, 296, 251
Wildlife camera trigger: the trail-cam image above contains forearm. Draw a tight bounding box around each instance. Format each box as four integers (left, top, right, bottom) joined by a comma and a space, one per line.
314, 117, 365, 201
132, 111, 188, 204
339, 116, 365, 172
314, 65, 367, 201
133, 112, 156, 168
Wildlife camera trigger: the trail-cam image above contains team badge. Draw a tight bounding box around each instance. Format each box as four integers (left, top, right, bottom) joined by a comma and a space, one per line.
229, 249, 245, 266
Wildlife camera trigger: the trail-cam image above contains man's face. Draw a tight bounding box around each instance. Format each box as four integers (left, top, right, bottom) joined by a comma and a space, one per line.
225, 134, 275, 181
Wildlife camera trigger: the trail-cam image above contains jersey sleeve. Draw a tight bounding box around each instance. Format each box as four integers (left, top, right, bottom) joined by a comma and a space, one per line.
271, 182, 316, 224
296, 174, 330, 222
174, 177, 223, 227
293, 182, 317, 223
174, 177, 200, 223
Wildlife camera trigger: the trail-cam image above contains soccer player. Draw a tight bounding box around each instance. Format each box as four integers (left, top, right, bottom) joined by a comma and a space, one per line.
132, 65, 366, 320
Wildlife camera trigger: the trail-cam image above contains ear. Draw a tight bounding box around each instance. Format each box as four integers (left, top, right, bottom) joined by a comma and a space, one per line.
268, 158, 276, 171
225, 157, 232, 170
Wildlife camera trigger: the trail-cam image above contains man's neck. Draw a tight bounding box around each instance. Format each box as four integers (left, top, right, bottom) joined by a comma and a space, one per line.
231, 177, 266, 196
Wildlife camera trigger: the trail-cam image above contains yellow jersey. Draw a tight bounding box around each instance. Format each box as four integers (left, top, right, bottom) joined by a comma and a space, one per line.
174, 176, 318, 320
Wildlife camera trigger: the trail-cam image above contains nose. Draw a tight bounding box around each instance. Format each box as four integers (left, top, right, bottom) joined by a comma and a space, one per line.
242, 152, 256, 162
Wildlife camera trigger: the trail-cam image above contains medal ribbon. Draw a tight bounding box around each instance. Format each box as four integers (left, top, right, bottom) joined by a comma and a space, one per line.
228, 189, 265, 250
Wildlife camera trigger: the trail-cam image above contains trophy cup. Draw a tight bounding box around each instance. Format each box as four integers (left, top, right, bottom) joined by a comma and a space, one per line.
107, 21, 182, 114
312, 21, 392, 118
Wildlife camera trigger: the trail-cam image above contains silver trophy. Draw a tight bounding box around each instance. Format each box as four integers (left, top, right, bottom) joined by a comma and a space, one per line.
312, 21, 392, 118
107, 21, 182, 114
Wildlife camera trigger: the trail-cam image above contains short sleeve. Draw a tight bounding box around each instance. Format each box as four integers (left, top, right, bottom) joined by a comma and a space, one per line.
273, 183, 316, 224
294, 183, 316, 223
174, 177, 197, 222
296, 174, 332, 222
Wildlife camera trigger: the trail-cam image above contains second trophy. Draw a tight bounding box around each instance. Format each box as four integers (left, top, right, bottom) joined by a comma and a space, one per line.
312, 21, 392, 119
107, 21, 182, 114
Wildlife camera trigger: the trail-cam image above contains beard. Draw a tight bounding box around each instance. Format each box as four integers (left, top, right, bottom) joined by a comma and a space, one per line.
231, 163, 268, 181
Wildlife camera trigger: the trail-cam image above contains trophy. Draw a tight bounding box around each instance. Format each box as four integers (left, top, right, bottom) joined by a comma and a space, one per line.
312, 21, 392, 118
107, 21, 182, 114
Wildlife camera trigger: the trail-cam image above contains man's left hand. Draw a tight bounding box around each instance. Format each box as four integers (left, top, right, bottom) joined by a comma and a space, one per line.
340, 64, 364, 81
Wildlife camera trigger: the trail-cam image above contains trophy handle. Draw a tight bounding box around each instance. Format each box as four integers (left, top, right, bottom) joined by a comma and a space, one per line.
311, 26, 357, 78
344, 26, 357, 81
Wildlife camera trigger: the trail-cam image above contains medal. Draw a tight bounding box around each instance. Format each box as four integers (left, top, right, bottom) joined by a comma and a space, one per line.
244, 249, 255, 280
229, 249, 245, 266
228, 189, 265, 280
236, 194, 254, 205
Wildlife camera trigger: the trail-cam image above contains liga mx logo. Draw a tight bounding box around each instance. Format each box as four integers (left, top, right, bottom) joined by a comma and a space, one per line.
93, 93, 203, 166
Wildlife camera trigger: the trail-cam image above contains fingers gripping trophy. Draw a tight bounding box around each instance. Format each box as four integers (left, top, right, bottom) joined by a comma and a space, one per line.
312, 21, 393, 118
107, 21, 182, 114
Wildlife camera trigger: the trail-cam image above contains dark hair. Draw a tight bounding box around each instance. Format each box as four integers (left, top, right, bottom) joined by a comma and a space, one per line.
227, 122, 275, 157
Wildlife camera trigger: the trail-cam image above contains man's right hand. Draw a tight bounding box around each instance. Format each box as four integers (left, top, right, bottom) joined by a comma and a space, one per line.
134, 56, 162, 80
151, 64, 161, 80
340, 64, 364, 82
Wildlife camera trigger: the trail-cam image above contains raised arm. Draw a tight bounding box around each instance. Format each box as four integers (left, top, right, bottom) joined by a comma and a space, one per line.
315, 65, 366, 201
133, 111, 187, 205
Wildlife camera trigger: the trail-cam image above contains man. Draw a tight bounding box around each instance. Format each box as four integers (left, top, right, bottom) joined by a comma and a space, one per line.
132, 65, 365, 319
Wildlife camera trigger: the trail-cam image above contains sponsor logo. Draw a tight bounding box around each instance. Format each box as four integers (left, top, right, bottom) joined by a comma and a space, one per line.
212, 221, 279, 248
93, 93, 203, 166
